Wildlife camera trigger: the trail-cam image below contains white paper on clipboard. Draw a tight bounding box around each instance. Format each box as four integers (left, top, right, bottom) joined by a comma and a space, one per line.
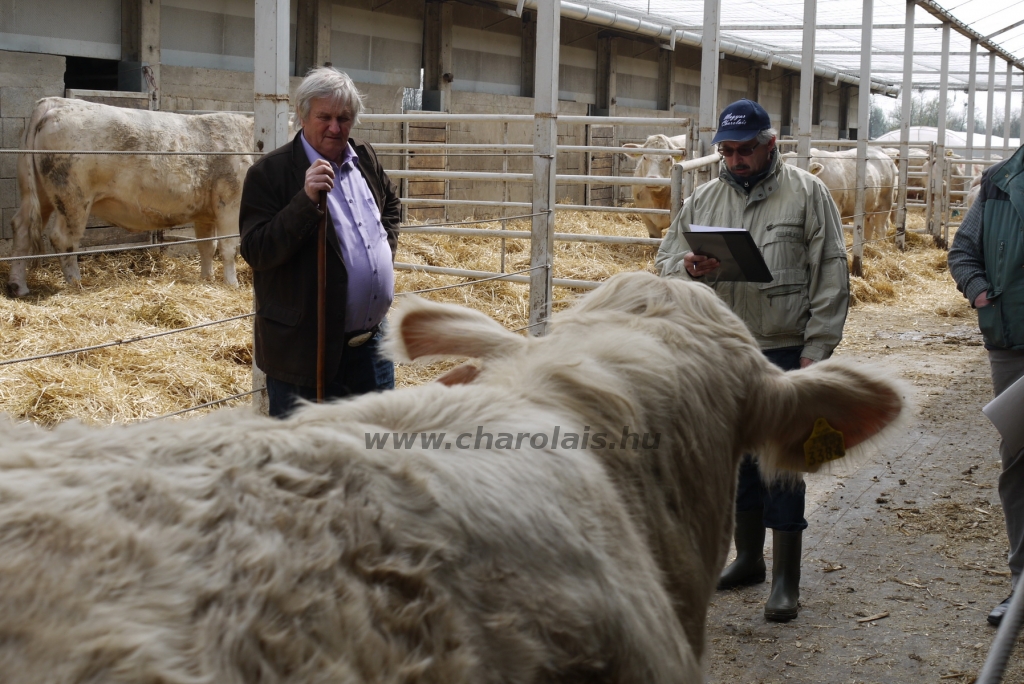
983, 373, 1024, 456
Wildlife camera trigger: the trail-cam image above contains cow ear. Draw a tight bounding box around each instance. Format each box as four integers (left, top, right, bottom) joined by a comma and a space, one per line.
385, 296, 525, 362
809, 162, 824, 175
749, 359, 907, 476
435, 363, 480, 386
620, 143, 643, 159
667, 134, 688, 149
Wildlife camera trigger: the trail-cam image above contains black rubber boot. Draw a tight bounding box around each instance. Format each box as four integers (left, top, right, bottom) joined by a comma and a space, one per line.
764, 529, 802, 622
717, 509, 767, 590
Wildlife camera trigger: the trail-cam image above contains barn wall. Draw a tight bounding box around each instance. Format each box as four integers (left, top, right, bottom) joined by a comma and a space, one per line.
161, 0, 268, 73
329, 0, 422, 88
0, 0, 120, 60
161, 65, 255, 111
0, 49, 65, 244
451, 6, 522, 97
559, 20, 597, 105
614, 37, 660, 110
673, 44, 702, 116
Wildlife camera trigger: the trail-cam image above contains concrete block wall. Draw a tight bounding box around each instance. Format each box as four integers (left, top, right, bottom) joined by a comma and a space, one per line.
0, 49, 65, 244
162, 65, 256, 112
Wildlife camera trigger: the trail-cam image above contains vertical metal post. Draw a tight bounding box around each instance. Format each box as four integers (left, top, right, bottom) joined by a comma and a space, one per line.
986, 52, 996, 159
670, 162, 683, 225
931, 22, 950, 248
698, 0, 720, 185
401, 121, 409, 225
895, 0, 914, 250
530, 0, 559, 336
501, 121, 509, 273
852, 0, 872, 278
252, 0, 292, 414
796, 0, 816, 171
1005, 62, 1013, 155
444, 121, 450, 223
925, 140, 935, 235
967, 40, 978, 160
141, 0, 160, 110
943, 159, 952, 247
254, 0, 292, 155
584, 124, 592, 207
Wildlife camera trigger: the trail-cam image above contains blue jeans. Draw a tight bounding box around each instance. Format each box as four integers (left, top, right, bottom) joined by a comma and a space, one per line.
266, 328, 395, 418
735, 346, 808, 533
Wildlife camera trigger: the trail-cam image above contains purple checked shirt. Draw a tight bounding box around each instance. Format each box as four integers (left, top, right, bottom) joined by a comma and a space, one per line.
301, 132, 395, 333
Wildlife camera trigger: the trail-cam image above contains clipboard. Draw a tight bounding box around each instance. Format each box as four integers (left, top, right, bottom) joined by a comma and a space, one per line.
685, 224, 773, 283
983, 373, 1024, 457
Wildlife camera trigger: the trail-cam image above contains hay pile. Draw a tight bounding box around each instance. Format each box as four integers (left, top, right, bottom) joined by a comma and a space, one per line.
846, 209, 970, 320
0, 250, 255, 426
0, 210, 657, 425
0, 206, 964, 426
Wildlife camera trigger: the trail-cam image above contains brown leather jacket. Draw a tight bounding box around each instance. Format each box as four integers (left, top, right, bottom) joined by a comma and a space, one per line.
239, 134, 401, 386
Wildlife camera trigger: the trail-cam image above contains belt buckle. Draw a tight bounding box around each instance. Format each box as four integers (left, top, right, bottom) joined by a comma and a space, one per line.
347, 330, 374, 347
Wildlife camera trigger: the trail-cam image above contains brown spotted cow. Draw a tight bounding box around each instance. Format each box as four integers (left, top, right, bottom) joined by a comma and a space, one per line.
620, 134, 688, 238
8, 97, 256, 297
0, 272, 904, 682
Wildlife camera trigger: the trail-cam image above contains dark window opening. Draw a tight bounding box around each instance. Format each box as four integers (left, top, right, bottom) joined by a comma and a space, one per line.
64, 57, 121, 91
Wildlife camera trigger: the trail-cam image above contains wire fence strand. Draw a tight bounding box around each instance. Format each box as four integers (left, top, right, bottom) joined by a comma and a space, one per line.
399, 266, 541, 295
0, 149, 258, 155
404, 212, 545, 229
0, 313, 254, 368
138, 388, 264, 423
0, 234, 239, 264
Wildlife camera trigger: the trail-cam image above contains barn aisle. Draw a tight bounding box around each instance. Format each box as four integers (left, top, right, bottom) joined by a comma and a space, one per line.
706, 304, 1011, 683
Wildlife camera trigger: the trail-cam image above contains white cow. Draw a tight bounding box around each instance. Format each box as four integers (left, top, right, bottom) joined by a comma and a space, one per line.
965, 172, 983, 209
882, 146, 929, 202
620, 134, 688, 238
0, 271, 905, 683
8, 97, 257, 297
784, 147, 898, 242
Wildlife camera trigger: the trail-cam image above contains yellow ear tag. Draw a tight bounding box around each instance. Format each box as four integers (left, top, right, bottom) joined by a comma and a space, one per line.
803, 417, 846, 468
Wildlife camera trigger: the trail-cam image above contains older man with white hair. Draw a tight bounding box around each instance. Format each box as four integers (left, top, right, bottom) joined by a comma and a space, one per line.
240, 67, 401, 418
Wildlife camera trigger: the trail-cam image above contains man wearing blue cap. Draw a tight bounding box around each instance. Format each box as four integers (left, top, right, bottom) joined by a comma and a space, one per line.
656, 98, 850, 621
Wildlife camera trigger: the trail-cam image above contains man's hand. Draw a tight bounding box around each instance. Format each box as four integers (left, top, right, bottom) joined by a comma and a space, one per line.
305, 159, 335, 203
799, 357, 814, 369
975, 291, 991, 308
684, 251, 721, 278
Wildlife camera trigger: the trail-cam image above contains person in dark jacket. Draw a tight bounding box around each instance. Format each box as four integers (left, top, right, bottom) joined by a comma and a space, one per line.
240, 67, 401, 417
948, 143, 1024, 627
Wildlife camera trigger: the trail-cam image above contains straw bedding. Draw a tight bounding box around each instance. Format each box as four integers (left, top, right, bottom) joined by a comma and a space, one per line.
0, 207, 962, 425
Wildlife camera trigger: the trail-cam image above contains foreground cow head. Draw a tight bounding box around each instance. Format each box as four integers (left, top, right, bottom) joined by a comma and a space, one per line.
390, 271, 906, 659
393, 272, 902, 476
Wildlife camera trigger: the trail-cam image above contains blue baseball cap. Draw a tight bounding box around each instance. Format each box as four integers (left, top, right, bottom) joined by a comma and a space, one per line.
712, 99, 772, 144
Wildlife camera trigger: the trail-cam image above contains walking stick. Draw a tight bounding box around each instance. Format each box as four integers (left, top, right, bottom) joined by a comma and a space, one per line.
316, 190, 327, 403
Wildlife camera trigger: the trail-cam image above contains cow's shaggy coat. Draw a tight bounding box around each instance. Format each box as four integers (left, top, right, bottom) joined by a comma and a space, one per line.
0, 272, 904, 683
